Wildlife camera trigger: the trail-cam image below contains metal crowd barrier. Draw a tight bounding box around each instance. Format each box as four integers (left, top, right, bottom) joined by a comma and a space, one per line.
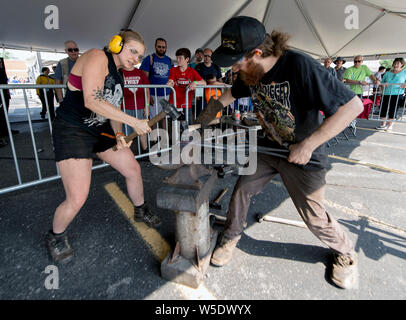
0, 84, 176, 195
185, 84, 256, 122
344, 82, 406, 123
6, 80, 401, 195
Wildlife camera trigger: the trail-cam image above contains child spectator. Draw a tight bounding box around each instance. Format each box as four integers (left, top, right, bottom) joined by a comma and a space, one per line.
166, 48, 206, 123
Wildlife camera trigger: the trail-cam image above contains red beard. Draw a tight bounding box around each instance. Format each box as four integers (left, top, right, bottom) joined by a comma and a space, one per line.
240, 59, 266, 86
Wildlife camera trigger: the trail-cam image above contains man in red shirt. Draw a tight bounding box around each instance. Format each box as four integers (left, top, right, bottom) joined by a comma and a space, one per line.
167, 48, 206, 123
122, 68, 150, 151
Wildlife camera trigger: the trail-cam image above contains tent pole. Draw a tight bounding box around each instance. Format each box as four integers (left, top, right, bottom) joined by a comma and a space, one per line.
331, 10, 386, 58
262, 0, 274, 26
294, 0, 330, 57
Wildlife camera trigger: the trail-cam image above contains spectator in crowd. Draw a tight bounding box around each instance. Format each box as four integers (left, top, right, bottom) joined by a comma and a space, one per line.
0, 57, 19, 143
47, 30, 159, 264
189, 48, 204, 69
344, 55, 380, 97
49, 65, 57, 80
121, 66, 150, 151
140, 38, 173, 123
190, 48, 205, 110
373, 66, 386, 92
334, 57, 346, 82
376, 58, 406, 132
374, 66, 386, 81
36, 67, 56, 120
55, 40, 80, 102
195, 48, 222, 81
323, 58, 337, 78
166, 48, 205, 123
10, 76, 19, 84
195, 49, 223, 115
204, 74, 222, 103
374, 66, 386, 82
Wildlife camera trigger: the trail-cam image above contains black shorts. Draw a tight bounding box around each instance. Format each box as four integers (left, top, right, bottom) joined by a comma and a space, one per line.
52, 116, 116, 162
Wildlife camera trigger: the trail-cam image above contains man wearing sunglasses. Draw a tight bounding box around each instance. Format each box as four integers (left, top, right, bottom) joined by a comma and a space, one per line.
344, 55, 380, 97
55, 40, 80, 103
195, 48, 223, 116
195, 48, 222, 83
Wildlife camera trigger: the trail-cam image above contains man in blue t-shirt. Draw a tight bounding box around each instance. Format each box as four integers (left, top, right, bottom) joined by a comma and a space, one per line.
140, 38, 173, 119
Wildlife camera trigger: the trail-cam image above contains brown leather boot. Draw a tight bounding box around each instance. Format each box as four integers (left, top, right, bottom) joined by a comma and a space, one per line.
331, 252, 359, 289
210, 233, 239, 267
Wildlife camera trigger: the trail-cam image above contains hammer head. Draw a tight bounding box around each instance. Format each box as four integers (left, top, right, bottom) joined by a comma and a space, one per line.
209, 202, 222, 210
159, 99, 182, 120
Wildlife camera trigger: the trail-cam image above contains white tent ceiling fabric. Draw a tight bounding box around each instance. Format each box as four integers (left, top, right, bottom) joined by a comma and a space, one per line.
1, 0, 405, 61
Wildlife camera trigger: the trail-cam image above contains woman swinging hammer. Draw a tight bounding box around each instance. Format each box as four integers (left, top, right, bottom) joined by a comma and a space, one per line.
48, 30, 161, 264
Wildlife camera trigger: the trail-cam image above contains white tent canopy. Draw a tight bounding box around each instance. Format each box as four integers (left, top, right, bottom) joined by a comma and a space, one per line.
1, 0, 405, 61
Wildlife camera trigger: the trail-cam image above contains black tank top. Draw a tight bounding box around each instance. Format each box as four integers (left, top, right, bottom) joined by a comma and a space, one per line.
56, 50, 124, 136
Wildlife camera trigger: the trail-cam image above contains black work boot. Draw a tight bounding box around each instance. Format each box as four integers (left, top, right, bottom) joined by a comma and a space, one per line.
46, 230, 74, 264
134, 202, 161, 227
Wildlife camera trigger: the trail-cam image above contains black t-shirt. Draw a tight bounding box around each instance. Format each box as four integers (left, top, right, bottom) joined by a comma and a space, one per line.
56, 50, 124, 137
195, 62, 222, 81
231, 50, 356, 170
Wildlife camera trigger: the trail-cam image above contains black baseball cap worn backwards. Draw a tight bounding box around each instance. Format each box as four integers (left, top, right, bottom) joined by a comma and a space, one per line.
213, 16, 266, 67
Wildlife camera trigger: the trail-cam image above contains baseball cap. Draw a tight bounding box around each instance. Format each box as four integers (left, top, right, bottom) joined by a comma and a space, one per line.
213, 16, 266, 67
195, 48, 204, 54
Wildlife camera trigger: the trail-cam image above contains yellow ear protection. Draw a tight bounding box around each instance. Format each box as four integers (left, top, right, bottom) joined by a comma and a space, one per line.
109, 29, 135, 54
109, 34, 124, 54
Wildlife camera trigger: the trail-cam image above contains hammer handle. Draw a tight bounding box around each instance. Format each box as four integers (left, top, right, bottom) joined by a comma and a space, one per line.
187, 118, 221, 132
214, 188, 228, 204
112, 110, 167, 151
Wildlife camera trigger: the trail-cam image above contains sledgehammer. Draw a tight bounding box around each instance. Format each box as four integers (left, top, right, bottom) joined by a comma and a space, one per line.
209, 188, 228, 210
112, 99, 181, 151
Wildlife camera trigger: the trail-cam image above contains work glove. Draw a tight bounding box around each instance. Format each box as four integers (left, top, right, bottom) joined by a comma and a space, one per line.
194, 97, 224, 126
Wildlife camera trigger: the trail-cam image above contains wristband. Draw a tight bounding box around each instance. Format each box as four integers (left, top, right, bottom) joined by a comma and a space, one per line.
115, 131, 125, 137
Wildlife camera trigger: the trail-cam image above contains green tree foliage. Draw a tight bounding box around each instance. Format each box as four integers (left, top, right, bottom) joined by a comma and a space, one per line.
0, 51, 11, 59
380, 59, 406, 70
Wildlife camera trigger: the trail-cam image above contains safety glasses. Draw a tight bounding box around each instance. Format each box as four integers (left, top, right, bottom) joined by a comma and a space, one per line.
124, 45, 144, 62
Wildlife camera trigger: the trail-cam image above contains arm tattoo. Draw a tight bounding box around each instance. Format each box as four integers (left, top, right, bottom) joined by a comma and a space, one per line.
92, 87, 107, 102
